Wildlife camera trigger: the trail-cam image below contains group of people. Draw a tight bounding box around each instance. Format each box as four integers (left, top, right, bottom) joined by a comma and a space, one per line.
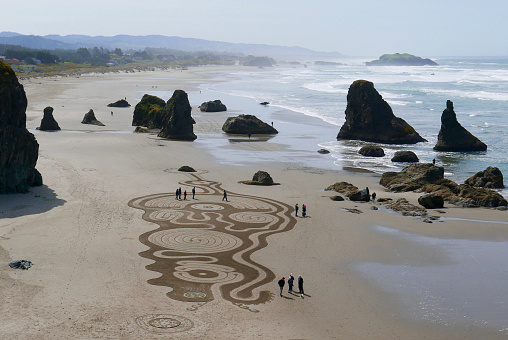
278, 274, 304, 298
175, 187, 196, 200
294, 203, 307, 217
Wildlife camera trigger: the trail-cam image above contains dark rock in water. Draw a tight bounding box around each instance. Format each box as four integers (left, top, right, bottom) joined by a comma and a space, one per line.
434, 100, 487, 151
81, 109, 105, 126
337, 80, 426, 144
366, 53, 438, 66
391, 150, 419, 163
317, 149, 330, 154
108, 99, 130, 107
418, 194, 444, 209
349, 187, 370, 202
330, 195, 345, 201
0, 60, 42, 193
222, 114, 278, 134
380, 163, 507, 207
37, 106, 61, 131
158, 90, 196, 140
464, 166, 504, 189
241, 56, 276, 67
260, 102, 270, 106
178, 165, 196, 172
325, 182, 358, 197
199, 100, 227, 112
359, 145, 384, 157
240, 170, 279, 185
132, 94, 166, 129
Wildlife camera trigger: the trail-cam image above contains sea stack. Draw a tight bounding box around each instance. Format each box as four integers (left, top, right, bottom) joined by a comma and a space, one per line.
158, 90, 197, 140
37, 106, 61, 131
81, 109, 105, 126
337, 80, 426, 144
433, 100, 487, 151
0, 60, 42, 193
222, 114, 278, 134
132, 94, 166, 129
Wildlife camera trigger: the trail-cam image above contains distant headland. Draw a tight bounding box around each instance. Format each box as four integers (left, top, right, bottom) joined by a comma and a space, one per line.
366, 53, 438, 66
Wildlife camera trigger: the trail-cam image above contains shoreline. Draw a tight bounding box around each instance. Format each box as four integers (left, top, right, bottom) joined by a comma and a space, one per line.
1, 65, 507, 339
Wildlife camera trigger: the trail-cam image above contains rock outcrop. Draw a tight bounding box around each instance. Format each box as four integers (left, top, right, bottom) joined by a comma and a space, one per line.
178, 165, 196, 172
107, 99, 130, 107
464, 167, 504, 189
325, 182, 359, 197
433, 100, 487, 151
0, 60, 42, 193
199, 100, 227, 112
366, 53, 438, 66
418, 194, 444, 209
359, 145, 384, 157
158, 90, 196, 140
132, 94, 166, 129
391, 150, 419, 163
337, 80, 426, 144
317, 149, 330, 154
37, 106, 61, 131
349, 187, 371, 202
380, 163, 507, 207
81, 109, 105, 126
240, 170, 278, 185
222, 114, 278, 134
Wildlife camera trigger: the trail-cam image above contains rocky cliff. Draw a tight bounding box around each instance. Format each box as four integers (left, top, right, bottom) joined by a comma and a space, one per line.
337, 80, 426, 144
158, 90, 196, 140
0, 61, 42, 193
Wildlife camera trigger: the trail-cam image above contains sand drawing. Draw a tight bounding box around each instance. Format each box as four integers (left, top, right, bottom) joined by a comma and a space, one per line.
128, 169, 296, 309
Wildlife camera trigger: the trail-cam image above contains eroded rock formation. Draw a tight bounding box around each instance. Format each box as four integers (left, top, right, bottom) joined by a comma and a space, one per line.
433, 100, 487, 151
464, 166, 504, 189
37, 106, 61, 131
0, 61, 42, 193
199, 100, 227, 112
158, 90, 196, 140
337, 80, 426, 144
132, 94, 166, 129
359, 145, 384, 157
391, 150, 419, 163
81, 109, 104, 126
222, 114, 278, 134
107, 99, 130, 107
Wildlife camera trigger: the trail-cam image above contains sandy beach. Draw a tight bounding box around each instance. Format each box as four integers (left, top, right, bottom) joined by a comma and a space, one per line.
1, 66, 508, 339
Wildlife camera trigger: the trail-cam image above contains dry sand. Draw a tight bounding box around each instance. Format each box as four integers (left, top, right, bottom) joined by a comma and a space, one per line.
1, 66, 507, 339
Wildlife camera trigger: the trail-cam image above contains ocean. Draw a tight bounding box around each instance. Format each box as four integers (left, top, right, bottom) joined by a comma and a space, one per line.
195, 57, 508, 198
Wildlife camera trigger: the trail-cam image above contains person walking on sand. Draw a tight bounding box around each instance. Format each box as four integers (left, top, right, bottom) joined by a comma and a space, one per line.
288, 273, 295, 293
178, 187, 182, 200
295, 203, 299, 217
298, 275, 304, 296
111, 111, 113, 116
222, 190, 228, 201
183, 190, 187, 200
372, 192, 376, 202
192, 187, 196, 199
175, 188, 179, 200
278, 277, 285, 296
302, 204, 306, 217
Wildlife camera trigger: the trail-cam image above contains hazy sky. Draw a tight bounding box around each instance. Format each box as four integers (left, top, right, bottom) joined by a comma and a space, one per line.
5, 0, 508, 56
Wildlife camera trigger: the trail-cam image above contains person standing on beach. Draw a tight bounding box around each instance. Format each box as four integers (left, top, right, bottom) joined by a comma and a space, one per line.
278, 277, 285, 296
298, 275, 304, 296
288, 273, 295, 293
183, 190, 187, 200
372, 192, 376, 202
178, 187, 182, 200
111, 111, 113, 116
192, 187, 196, 199
223, 190, 228, 201
175, 188, 179, 200
302, 204, 306, 217
433, 158, 436, 165
295, 203, 299, 217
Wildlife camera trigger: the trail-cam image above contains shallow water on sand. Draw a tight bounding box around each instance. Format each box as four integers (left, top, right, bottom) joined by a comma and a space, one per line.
354, 225, 508, 333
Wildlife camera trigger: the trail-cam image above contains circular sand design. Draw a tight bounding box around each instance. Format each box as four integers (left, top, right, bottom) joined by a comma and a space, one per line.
228, 212, 275, 224
183, 292, 207, 299
145, 197, 187, 209
148, 210, 185, 222
135, 314, 193, 333
148, 228, 242, 253
174, 263, 240, 283
191, 203, 224, 211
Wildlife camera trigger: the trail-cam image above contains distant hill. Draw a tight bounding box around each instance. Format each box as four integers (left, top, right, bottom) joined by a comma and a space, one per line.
366, 53, 438, 66
0, 32, 341, 58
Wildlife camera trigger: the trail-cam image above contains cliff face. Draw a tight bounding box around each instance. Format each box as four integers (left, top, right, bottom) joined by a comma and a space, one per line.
0, 61, 42, 193
337, 80, 426, 144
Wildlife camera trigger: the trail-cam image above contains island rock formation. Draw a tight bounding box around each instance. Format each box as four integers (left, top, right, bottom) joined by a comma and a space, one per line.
0, 60, 42, 193
222, 114, 278, 134
37, 106, 61, 131
464, 166, 504, 189
359, 145, 384, 157
107, 99, 130, 107
199, 100, 227, 112
81, 109, 105, 126
391, 150, 419, 163
366, 53, 438, 66
337, 80, 426, 144
158, 90, 196, 140
433, 100, 487, 152
132, 94, 166, 129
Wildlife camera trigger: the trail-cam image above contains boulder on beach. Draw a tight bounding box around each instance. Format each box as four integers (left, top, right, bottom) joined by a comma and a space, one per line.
199, 100, 227, 112
464, 166, 504, 189
222, 114, 278, 134
349, 187, 371, 202
330, 195, 345, 201
359, 145, 385, 157
107, 99, 130, 107
418, 194, 444, 209
391, 150, 419, 163
132, 94, 166, 129
433, 100, 487, 152
158, 90, 196, 140
81, 109, 105, 126
37, 106, 61, 131
337, 80, 426, 144
325, 182, 359, 197
240, 170, 279, 185
178, 165, 196, 172
0, 60, 42, 193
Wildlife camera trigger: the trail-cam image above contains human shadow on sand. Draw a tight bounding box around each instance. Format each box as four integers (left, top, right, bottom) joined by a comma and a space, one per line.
0, 185, 66, 219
